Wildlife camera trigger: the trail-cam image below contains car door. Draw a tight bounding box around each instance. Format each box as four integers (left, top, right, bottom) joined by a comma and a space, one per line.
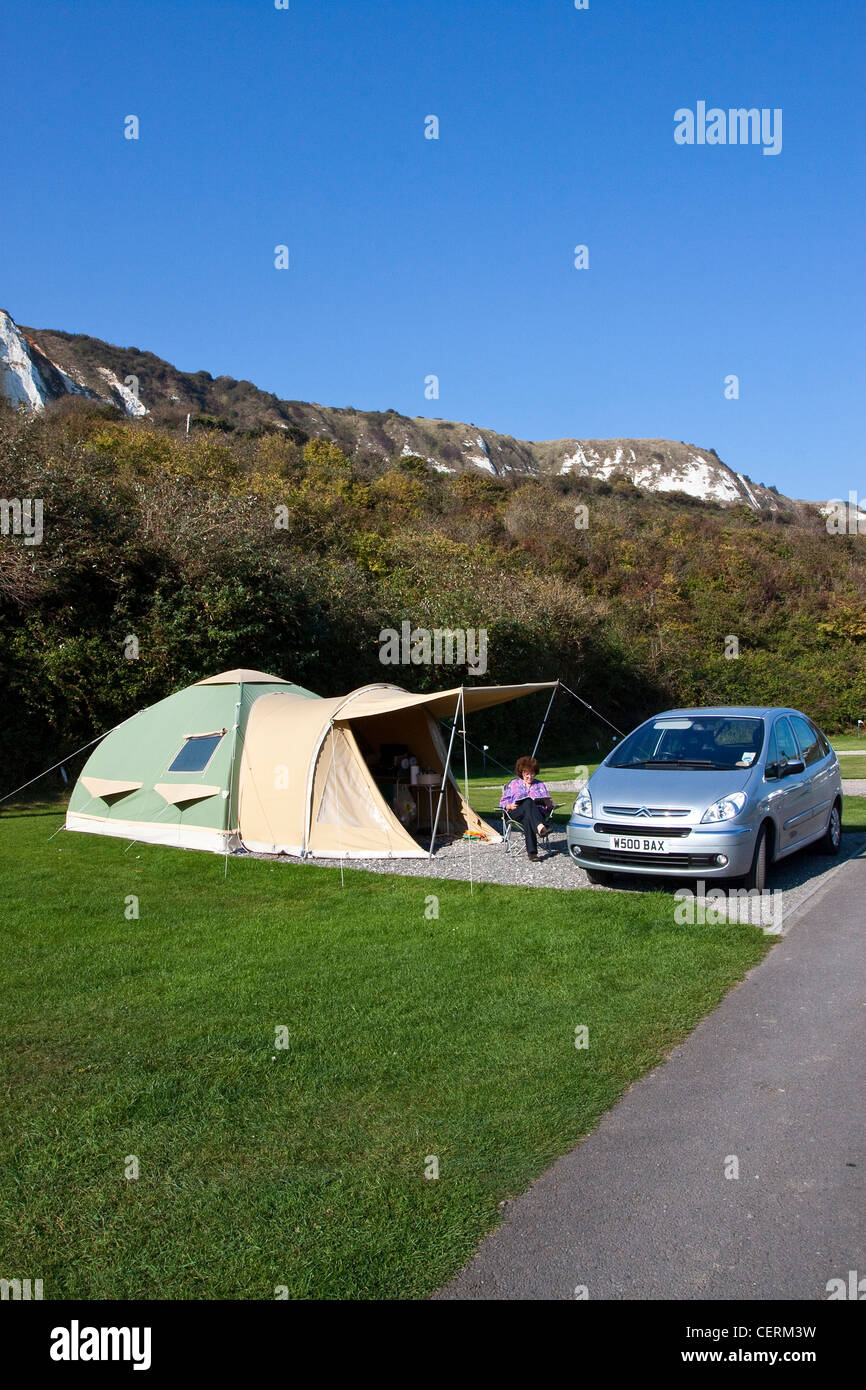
789, 714, 834, 844
764, 716, 813, 856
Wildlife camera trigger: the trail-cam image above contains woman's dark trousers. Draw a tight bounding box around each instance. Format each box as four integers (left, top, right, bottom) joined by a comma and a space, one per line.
508, 799, 547, 854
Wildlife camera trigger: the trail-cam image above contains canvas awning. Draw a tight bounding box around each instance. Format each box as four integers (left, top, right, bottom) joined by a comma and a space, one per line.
331, 681, 557, 722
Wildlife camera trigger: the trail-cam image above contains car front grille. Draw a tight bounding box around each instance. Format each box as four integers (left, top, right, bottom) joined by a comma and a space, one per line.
586, 848, 720, 869
593, 822, 693, 838
601, 805, 690, 818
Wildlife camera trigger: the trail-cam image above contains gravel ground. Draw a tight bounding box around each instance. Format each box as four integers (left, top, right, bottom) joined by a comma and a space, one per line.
249, 812, 866, 932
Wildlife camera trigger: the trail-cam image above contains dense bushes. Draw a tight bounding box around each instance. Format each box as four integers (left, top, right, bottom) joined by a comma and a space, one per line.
1, 399, 864, 788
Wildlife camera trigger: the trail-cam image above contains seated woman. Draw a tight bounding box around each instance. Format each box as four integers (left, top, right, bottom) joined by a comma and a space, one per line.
500, 756, 554, 861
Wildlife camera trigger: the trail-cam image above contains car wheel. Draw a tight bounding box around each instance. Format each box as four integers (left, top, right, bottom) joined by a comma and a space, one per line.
742, 825, 769, 892
818, 800, 842, 856
584, 867, 612, 886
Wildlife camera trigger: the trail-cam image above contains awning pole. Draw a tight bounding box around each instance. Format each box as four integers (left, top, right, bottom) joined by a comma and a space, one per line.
531, 680, 561, 760
460, 687, 473, 894
429, 693, 461, 857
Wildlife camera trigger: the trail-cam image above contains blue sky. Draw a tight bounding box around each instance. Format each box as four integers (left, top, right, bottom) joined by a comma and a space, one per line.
4, 0, 864, 498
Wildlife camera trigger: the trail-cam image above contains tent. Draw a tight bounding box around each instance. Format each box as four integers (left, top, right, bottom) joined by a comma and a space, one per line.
65, 670, 556, 859
65, 669, 317, 853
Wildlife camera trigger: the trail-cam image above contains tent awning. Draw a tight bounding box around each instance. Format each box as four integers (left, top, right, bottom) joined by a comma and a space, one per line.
332, 681, 557, 722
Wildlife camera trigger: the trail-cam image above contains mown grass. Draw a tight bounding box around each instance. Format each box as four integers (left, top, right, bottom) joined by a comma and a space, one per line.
2, 802, 773, 1300
841, 794, 866, 832
835, 754, 866, 778
829, 735, 866, 752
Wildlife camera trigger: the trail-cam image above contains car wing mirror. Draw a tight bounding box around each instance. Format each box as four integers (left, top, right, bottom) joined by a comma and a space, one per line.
782, 757, 805, 777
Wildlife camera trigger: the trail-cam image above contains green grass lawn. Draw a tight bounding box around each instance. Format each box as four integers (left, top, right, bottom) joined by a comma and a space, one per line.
829, 734, 866, 752
2, 801, 775, 1300
835, 754, 866, 777
829, 733, 866, 778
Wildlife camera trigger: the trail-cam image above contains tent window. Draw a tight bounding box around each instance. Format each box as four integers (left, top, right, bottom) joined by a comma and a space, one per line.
168, 733, 224, 773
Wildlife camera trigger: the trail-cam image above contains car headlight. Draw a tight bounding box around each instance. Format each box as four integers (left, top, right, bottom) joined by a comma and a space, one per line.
573, 788, 593, 818
700, 792, 747, 824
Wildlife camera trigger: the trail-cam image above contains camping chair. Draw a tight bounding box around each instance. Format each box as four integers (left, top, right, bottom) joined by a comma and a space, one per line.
501, 787, 561, 857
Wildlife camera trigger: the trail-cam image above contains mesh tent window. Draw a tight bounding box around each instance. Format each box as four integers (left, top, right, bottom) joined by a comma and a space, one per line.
167, 733, 225, 774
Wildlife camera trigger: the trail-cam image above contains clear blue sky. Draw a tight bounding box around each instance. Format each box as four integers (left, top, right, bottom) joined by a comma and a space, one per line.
4, 0, 864, 498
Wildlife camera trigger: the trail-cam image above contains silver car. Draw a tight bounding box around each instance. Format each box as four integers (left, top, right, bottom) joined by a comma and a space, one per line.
567, 706, 843, 890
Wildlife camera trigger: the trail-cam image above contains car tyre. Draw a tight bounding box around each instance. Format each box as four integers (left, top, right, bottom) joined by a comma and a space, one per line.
584, 867, 612, 886
817, 799, 842, 856
742, 825, 769, 892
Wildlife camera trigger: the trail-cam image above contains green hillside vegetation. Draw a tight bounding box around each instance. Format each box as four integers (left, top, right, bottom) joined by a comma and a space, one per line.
14, 324, 789, 505
1, 396, 865, 789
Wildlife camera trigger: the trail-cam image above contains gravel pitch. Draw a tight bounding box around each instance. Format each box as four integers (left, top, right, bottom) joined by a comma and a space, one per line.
251, 824, 582, 891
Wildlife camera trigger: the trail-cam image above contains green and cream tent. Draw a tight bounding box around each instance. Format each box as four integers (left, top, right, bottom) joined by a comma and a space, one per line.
65, 669, 315, 854
66, 670, 555, 858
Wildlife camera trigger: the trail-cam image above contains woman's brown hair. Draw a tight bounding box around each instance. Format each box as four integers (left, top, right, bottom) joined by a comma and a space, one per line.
515, 755, 538, 777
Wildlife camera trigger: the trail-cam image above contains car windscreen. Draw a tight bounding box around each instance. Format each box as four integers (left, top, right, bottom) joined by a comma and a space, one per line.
606, 716, 765, 771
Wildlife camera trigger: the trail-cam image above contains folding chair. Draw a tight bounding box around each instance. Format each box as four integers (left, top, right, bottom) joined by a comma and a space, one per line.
501, 787, 561, 857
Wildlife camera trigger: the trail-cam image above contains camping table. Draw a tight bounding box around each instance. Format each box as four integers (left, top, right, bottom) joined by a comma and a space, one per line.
415, 772, 449, 843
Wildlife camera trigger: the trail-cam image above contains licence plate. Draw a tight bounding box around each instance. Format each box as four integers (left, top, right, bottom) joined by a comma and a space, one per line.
610, 835, 669, 853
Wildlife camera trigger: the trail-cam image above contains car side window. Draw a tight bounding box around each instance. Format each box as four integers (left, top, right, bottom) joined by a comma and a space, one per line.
790, 715, 822, 768
775, 717, 801, 769
764, 723, 780, 779
811, 721, 831, 758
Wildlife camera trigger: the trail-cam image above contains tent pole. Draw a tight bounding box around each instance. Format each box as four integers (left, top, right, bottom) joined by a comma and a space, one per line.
429, 695, 461, 857
460, 687, 473, 894
531, 680, 561, 760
